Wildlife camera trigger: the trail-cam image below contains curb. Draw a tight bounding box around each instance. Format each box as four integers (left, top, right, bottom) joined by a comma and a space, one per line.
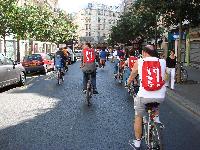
167, 89, 200, 117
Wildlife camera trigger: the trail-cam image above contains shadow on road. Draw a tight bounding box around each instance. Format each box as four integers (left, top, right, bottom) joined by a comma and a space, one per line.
0, 62, 134, 150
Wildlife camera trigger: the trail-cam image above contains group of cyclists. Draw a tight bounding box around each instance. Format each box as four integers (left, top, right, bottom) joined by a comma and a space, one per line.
55, 43, 167, 150
80, 43, 167, 150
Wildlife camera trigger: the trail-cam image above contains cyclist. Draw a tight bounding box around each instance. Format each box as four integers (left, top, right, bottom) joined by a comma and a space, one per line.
99, 47, 107, 68
63, 47, 70, 70
80, 43, 99, 94
127, 45, 167, 149
54, 48, 66, 75
123, 53, 138, 86
114, 47, 125, 75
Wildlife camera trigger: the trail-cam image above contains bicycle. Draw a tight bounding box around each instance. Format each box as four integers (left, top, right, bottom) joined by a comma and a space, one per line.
114, 59, 125, 83
142, 102, 164, 150
175, 62, 188, 83
85, 71, 93, 106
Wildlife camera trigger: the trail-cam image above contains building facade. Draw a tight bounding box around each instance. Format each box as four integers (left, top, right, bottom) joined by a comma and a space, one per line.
18, 0, 58, 10
73, 2, 121, 45
121, 0, 136, 12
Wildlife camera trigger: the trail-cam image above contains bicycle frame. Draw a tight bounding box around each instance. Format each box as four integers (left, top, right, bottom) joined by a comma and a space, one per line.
57, 67, 64, 85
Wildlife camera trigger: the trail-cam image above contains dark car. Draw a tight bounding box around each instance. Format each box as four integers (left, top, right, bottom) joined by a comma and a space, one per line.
0, 53, 26, 88
22, 53, 54, 74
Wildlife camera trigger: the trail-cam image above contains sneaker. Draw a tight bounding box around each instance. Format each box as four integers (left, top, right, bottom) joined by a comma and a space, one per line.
93, 89, 99, 94
129, 140, 141, 150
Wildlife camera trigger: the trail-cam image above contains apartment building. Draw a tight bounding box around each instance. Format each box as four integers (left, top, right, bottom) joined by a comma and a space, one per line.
74, 2, 121, 44
121, 0, 136, 12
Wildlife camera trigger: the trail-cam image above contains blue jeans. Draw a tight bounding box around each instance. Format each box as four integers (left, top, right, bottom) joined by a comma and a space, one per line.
114, 59, 119, 74
83, 71, 97, 90
123, 68, 131, 83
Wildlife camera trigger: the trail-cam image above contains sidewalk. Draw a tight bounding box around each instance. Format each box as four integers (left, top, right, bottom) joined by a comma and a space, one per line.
167, 66, 200, 117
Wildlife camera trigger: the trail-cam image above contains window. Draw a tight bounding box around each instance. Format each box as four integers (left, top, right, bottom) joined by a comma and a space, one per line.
98, 24, 100, 30
103, 24, 105, 30
98, 9, 101, 15
89, 32, 91, 36
86, 32, 88, 36
98, 17, 101, 23
89, 24, 91, 30
86, 24, 88, 30
5, 58, 13, 65
45, 54, 51, 60
0, 54, 5, 65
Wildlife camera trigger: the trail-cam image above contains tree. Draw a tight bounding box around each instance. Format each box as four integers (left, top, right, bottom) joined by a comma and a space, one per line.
109, 0, 165, 46
0, 0, 17, 56
161, 0, 200, 83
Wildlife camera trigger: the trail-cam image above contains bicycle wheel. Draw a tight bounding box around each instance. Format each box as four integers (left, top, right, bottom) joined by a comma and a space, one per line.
57, 71, 61, 85
149, 123, 163, 150
86, 82, 91, 106
142, 121, 148, 147
181, 68, 188, 83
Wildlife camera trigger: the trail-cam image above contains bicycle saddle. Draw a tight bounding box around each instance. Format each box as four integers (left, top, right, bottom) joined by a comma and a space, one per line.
145, 102, 160, 111
85, 70, 94, 74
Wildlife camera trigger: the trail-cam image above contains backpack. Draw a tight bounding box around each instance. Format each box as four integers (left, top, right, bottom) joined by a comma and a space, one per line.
142, 60, 165, 91
129, 56, 138, 70
55, 55, 63, 68
83, 48, 95, 63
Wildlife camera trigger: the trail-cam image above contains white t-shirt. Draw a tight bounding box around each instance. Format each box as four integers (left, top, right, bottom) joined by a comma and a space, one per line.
113, 50, 119, 59
137, 57, 166, 99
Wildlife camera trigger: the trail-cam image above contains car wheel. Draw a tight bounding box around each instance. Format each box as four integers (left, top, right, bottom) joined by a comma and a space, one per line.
19, 72, 26, 86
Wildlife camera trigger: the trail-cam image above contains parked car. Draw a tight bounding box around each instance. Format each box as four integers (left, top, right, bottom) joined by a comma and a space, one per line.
0, 53, 26, 88
22, 53, 54, 74
74, 49, 82, 60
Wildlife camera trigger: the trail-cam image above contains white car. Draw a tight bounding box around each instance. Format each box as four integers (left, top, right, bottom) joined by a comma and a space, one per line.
74, 50, 82, 60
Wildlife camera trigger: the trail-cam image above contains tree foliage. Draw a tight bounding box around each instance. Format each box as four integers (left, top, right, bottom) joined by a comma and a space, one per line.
0, 1, 77, 44
109, 0, 200, 46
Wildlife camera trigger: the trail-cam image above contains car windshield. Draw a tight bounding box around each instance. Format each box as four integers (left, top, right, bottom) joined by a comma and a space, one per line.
24, 54, 42, 61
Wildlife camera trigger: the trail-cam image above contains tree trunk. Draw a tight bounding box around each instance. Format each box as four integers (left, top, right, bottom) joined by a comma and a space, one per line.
177, 21, 182, 83
17, 37, 20, 62
185, 30, 190, 66
3, 35, 6, 56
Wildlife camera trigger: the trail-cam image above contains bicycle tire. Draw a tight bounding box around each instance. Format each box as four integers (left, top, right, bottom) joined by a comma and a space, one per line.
57, 71, 61, 85
86, 81, 92, 106
150, 123, 163, 150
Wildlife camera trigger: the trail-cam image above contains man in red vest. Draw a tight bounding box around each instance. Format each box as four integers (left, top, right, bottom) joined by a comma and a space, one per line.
80, 43, 98, 94
127, 45, 166, 149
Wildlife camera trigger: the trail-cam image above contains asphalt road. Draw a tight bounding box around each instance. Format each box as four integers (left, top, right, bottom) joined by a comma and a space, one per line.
0, 61, 200, 150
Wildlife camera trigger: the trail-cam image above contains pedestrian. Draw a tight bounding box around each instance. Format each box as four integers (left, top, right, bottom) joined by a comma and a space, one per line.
80, 43, 99, 94
166, 49, 176, 90
99, 47, 107, 67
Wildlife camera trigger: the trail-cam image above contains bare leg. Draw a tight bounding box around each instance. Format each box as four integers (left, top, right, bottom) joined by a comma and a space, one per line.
134, 115, 143, 139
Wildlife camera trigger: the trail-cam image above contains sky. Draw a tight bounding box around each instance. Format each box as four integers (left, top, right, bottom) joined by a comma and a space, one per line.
58, 0, 122, 13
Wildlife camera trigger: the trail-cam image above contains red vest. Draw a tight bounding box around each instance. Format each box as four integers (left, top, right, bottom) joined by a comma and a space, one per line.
129, 56, 138, 70
83, 48, 95, 63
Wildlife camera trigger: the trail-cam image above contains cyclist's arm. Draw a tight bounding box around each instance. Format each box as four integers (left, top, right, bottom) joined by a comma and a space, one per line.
127, 60, 138, 86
